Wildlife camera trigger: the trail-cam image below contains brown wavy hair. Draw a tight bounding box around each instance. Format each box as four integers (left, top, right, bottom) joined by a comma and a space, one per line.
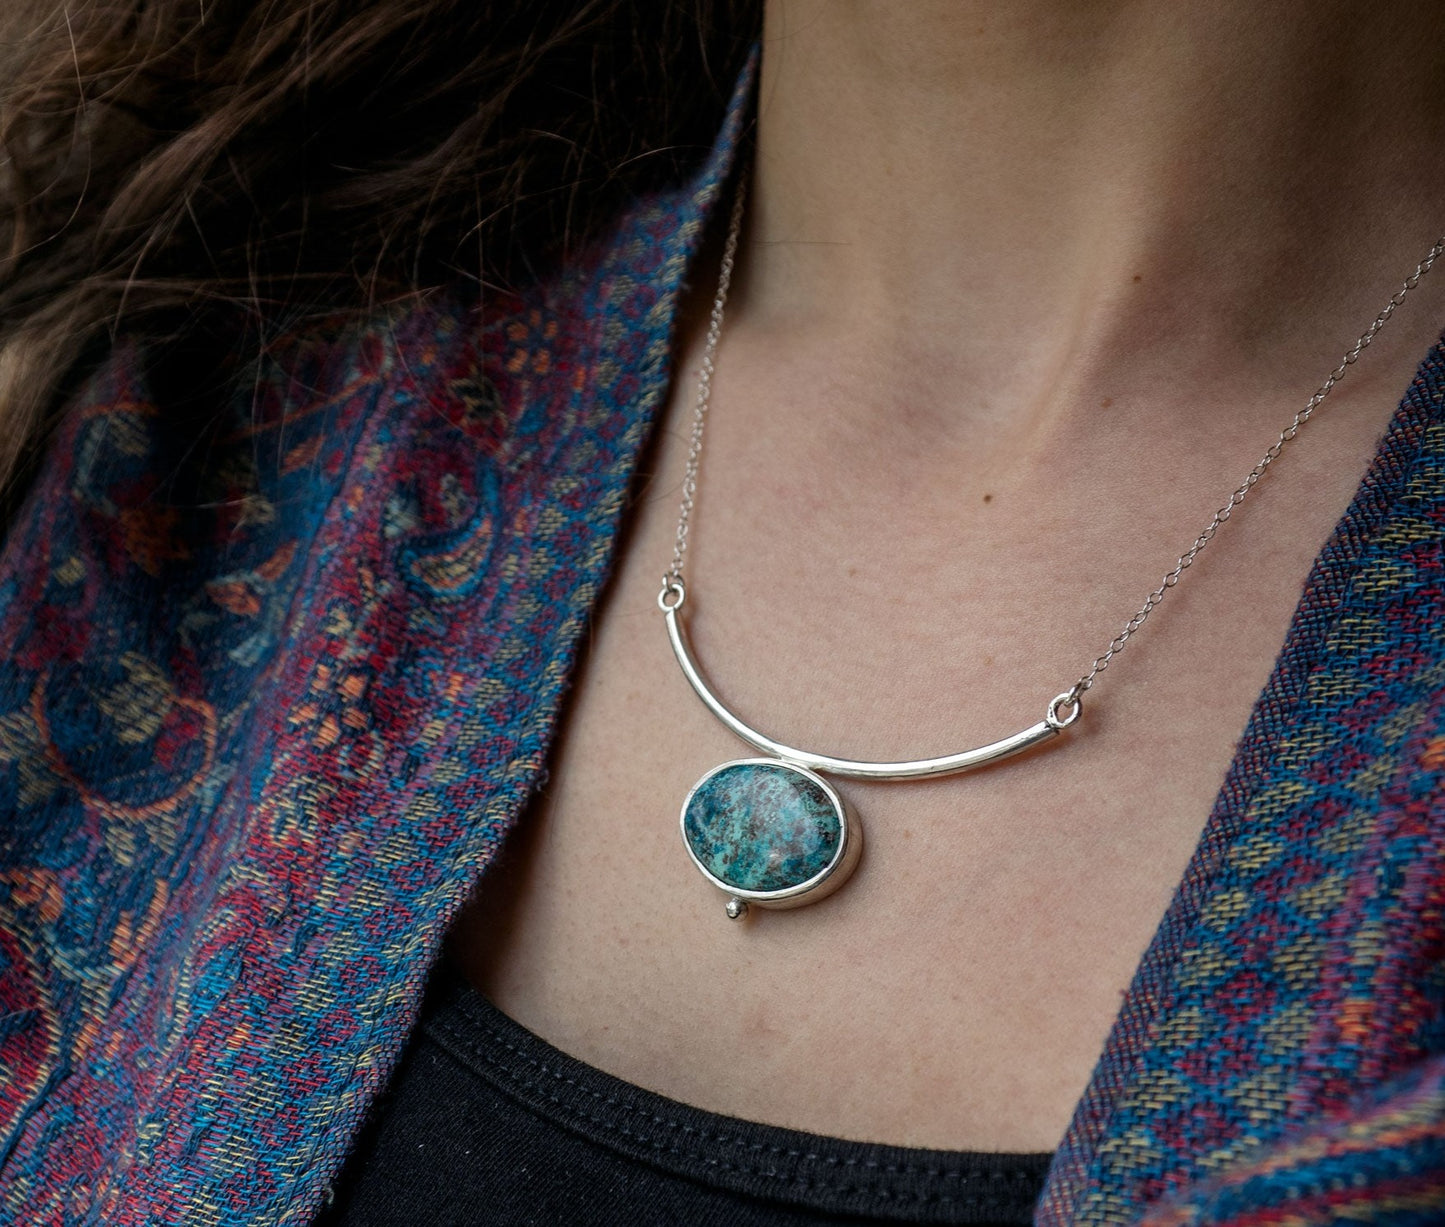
0, 0, 758, 498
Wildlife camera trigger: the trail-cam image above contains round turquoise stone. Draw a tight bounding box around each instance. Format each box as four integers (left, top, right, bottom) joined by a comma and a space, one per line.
682, 760, 843, 894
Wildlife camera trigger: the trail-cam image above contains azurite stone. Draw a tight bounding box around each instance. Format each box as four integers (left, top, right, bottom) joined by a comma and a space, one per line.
682, 761, 843, 893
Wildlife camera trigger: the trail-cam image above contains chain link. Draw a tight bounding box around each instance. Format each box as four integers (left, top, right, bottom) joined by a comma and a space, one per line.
664, 170, 1445, 715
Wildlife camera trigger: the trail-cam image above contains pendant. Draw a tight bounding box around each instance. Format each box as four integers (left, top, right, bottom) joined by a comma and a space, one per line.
680, 758, 862, 920
660, 578, 1081, 921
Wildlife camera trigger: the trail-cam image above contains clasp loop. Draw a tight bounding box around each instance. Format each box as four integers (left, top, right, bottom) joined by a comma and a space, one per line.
1046, 691, 1082, 731
658, 576, 687, 612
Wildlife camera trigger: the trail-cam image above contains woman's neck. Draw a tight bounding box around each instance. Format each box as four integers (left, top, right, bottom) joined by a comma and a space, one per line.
745, 0, 1445, 432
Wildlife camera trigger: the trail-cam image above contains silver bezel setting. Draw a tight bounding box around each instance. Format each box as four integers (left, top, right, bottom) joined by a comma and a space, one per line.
680, 757, 863, 911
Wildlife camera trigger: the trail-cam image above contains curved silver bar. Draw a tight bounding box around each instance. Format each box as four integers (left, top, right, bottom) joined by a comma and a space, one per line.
665, 605, 1073, 780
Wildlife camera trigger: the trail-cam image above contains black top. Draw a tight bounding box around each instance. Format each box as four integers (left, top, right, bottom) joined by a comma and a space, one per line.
320, 971, 1054, 1226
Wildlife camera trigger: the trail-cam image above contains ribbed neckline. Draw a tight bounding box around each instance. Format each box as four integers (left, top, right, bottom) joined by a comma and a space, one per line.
420, 970, 1054, 1225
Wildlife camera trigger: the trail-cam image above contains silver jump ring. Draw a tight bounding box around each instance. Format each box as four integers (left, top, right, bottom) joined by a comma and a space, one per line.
1046, 692, 1082, 731
658, 577, 687, 612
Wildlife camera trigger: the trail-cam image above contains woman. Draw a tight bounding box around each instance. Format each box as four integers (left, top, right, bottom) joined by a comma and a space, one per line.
0, 2, 1441, 1224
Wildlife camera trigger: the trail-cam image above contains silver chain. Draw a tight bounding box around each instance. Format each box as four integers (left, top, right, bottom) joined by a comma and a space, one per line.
1065, 233, 1445, 706
662, 174, 750, 603
662, 169, 1445, 715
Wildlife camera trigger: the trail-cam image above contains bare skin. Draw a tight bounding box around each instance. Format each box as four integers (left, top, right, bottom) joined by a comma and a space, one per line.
453, 1, 1445, 1153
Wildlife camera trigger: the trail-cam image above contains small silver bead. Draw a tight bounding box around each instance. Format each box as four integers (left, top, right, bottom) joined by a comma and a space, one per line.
725, 897, 749, 920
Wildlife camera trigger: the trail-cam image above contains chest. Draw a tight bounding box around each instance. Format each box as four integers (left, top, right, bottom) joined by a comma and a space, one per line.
453, 335, 1422, 1153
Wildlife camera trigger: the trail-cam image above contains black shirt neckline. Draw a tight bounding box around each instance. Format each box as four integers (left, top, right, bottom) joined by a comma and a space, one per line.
419, 970, 1054, 1224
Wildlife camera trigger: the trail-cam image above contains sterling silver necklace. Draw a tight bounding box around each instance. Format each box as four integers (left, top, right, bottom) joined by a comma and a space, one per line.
661, 173, 1445, 921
